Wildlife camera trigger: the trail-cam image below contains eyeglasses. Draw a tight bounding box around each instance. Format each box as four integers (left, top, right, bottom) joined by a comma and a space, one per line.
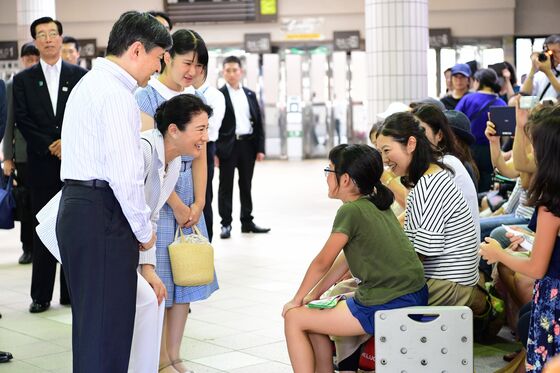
36, 31, 59, 40
324, 166, 338, 177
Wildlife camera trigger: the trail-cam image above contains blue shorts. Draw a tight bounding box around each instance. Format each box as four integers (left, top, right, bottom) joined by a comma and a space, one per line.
346, 285, 429, 335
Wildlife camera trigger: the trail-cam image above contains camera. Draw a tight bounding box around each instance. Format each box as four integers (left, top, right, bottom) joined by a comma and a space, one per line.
538, 48, 554, 66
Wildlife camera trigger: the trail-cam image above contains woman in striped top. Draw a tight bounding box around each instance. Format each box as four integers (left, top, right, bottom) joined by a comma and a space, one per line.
376, 112, 480, 307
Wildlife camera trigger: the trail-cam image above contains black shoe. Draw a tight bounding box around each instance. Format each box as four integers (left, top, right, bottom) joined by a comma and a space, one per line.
241, 223, 271, 234
29, 301, 50, 313
220, 225, 232, 239
0, 351, 13, 363
18, 251, 32, 265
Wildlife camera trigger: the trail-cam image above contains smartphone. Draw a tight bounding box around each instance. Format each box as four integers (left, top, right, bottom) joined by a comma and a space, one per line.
489, 106, 516, 136
501, 224, 534, 251
520, 95, 538, 109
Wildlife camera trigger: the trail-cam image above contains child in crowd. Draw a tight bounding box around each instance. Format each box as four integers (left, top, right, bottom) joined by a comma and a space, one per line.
282, 144, 427, 373
480, 104, 560, 373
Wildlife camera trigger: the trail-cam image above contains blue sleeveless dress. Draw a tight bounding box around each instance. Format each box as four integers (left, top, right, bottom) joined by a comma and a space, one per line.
526, 209, 560, 372
135, 84, 219, 308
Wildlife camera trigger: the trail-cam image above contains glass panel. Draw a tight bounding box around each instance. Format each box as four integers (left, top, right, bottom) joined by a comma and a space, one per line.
457, 45, 477, 64
427, 48, 437, 98
482, 48, 504, 67
516, 38, 533, 80
533, 38, 546, 52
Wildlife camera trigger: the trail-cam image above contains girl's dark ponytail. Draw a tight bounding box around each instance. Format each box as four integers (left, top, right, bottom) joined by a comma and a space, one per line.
368, 180, 394, 211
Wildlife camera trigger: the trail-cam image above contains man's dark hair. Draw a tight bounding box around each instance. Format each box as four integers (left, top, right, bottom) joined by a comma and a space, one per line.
223, 55, 242, 68
106, 11, 172, 57
62, 36, 80, 51
30, 17, 63, 39
154, 93, 213, 136
148, 11, 173, 31
20, 42, 39, 57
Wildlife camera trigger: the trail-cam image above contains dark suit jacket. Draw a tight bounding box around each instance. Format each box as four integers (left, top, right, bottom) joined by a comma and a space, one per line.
13, 61, 87, 188
0, 79, 6, 141
216, 85, 265, 160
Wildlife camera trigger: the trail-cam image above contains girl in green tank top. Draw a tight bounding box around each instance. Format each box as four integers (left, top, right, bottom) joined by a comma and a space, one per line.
283, 144, 426, 373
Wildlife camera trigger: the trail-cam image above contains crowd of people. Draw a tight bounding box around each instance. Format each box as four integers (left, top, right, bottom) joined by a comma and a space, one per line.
283, 35, 560, 373
0, 8, 560, 373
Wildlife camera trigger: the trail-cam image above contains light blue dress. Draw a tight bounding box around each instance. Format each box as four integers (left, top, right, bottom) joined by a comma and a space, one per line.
135, 83, 219, 308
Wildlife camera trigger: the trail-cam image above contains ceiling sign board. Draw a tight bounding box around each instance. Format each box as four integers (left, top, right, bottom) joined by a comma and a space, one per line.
333, 31, 361, 51
244, 33, 271, 53
0, 41, 18, 61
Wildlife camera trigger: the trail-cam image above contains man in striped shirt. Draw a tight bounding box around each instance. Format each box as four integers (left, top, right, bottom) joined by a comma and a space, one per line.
56, 12, 171, 373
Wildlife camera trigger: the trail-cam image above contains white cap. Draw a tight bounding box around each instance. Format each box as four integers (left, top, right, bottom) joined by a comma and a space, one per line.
377, 102, 410, 120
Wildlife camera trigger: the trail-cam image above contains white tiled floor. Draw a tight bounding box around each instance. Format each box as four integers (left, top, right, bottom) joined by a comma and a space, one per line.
0, 160, 512, 372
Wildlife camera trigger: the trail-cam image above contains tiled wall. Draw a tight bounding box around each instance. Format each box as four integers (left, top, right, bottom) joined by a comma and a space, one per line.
16, 0, 56, 43
365, 0, 429, 123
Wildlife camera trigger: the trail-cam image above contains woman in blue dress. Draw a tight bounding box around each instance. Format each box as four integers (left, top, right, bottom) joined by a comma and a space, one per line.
480, 103, 560, 372
135, 29, 219, 373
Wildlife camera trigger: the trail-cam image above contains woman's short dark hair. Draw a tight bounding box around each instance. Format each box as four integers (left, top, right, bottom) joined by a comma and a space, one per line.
525, 103, 560, 217
411, 104, 458, 157
161, 29, 208, 75
377, 111, 452, 188
30, 17, 63, 39
328, 144, 394, 211
474, 68, 501, 94
154, 94, 213, 136
106, 11, 172, 57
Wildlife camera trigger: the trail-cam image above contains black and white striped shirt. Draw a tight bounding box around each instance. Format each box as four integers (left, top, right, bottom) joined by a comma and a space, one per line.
404, 170, 479, 286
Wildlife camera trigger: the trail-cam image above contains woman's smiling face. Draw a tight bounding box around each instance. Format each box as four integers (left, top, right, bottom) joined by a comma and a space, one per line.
376, 134, 414, 177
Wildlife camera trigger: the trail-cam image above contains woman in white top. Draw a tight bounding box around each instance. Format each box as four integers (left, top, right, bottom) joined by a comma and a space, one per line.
130, 94, 212, 372
377, 111, 480, 307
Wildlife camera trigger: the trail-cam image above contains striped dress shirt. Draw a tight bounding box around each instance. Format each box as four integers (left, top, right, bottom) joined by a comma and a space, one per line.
60, 57, 152, 243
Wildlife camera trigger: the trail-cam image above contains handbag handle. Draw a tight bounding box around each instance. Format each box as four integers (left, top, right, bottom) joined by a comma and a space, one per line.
3, 175, 13, 193
174, 224, 203, 242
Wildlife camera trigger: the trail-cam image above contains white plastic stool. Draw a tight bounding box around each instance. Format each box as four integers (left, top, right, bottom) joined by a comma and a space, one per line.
374, 306, 473, 373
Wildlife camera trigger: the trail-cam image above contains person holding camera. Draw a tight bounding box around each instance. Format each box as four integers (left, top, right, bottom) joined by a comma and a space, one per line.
521, 34, 560, 100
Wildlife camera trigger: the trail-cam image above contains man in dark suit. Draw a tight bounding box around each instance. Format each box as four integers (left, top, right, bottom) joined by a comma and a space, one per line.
216, 56, 270, 239
13, 17, 87, 313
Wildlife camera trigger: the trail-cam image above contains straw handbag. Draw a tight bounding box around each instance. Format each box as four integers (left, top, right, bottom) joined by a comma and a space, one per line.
168, 225, 214, 286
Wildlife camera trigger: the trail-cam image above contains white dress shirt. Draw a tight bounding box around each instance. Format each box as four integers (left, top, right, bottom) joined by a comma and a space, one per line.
138, 129, 181, 266
60, 57, 152, 243
226, 83, 253, 135
198, 82, 225, 142
40, 58, 62, 115
532, 64, 560, 99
